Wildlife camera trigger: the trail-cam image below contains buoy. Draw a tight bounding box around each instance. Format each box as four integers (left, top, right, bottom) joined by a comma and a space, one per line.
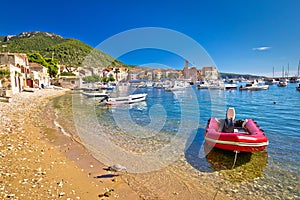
273, 101, 277, 104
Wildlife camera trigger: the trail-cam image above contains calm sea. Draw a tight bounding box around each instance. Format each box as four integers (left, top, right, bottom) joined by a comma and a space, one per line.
53, 83, 300, 199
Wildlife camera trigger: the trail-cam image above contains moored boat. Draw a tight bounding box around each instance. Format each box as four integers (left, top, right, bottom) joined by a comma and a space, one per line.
224, 80, 238, 90
197, 81, 209, 89
265, 79, 279, 85
165, 81, 189, 91
296, 84, 300, 91
101, 93, 147, 105
239, 80, 269, 91
204, 107, 268, 152
224, 83, 238, 90
277, 80, 288, 87
82, 91, 109, 97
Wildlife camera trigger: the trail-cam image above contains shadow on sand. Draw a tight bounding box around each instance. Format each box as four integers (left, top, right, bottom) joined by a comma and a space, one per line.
94, 174, 119, 179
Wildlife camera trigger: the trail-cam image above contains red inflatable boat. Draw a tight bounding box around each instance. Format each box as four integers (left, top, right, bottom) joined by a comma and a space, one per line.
204, 108, 269, 152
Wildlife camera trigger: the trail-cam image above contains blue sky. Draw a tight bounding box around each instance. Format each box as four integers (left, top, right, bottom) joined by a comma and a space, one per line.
1, 0, 299, 76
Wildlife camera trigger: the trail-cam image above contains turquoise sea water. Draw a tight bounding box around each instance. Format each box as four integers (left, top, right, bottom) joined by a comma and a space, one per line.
58, 83, 299, 199
101, 83, 300, 173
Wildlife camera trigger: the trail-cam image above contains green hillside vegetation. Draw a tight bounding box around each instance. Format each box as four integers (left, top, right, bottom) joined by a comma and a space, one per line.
0, 31, 127, 69
219, 72, 264, 79
27, 53, 59, 78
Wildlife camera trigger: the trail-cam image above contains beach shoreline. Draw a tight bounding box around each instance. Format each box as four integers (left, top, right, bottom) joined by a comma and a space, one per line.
0, 89, 140, 200
50, 91, 232, 200
2, 89, 295, 200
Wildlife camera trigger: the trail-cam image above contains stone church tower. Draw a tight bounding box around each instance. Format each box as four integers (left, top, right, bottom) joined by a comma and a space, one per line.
183, 59, 189, 79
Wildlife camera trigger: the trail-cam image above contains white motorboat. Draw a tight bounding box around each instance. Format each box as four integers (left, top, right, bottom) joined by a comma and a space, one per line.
277, 80, 288, 87
82, 91, 109, 97
101, 93, 147, 105
224, 83, 238, 90
239, 80, 269, 91
197, 80, 226, 90
224, 80, 238, 89
197, 81, 209, 89
165, 81, 189, 91
265, 79, 279, 85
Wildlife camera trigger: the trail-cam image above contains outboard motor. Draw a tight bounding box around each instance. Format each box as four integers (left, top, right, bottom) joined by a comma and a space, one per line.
100, 95, 109, 102
223, 107, 236, 133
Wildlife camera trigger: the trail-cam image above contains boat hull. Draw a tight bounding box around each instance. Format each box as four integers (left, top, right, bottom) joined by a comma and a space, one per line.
106, 94, 147, 105
224, 84, 238, 90
204, 118, 268, 152
82, 91, 108, 97
239, 86, 269, 91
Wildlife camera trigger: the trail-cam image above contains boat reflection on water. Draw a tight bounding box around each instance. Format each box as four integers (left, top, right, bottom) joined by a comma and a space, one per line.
203, 142, 268, 182
129, 101, 147, 111
110, 101, 148, 111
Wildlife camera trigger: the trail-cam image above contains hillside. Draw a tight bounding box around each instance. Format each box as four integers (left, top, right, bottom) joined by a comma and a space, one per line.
0, 31, 127, 68
219, 72, 265, 79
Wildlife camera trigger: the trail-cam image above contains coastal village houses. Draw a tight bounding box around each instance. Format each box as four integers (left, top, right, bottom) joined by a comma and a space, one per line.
101, 67, 128, 82
182, 59, 219, 82
201, 66, 219, 80
0, 52, 220, 97
0, 53, 51, 98
29, 62, 50, 88
0, 53, 29, 96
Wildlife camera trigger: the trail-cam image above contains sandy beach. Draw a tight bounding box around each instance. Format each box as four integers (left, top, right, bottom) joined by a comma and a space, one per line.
0, 89, 139, 200
0, 89, 248, 200
2, 89, 278, 200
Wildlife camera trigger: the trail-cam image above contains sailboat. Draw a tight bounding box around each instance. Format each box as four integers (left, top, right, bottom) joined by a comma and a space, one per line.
277, 66, 288, 87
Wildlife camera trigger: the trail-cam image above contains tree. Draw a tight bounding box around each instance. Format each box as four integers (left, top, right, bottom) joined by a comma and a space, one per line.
108, 74, 115, 82
83, 74, 100, 83
27, 53, 48, 66
27, 53, 59, 78
45, 58, 59, 78
0, 69, 10, 76
108, 76, 115, 82
60, 71, 76, 76
101, 77, 108, 83
113, 68, 120, 82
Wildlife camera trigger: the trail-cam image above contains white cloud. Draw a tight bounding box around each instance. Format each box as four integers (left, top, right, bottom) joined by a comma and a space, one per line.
252, 46, 272, 51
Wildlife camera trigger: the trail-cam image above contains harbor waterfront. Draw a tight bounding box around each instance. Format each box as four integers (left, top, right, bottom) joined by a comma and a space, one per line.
52, 83, 300, 200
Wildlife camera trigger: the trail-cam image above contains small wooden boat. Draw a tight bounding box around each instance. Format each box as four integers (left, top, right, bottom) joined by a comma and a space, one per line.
101, 93, 147, 105
204, 107, 268, 152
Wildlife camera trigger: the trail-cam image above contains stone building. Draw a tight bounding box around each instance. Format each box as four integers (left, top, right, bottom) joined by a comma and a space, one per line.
0, 53, 31, 95
182, 60, 199, 82
201, 66, 219, 80
29, 62, 50, 88
182, 60, 219, 81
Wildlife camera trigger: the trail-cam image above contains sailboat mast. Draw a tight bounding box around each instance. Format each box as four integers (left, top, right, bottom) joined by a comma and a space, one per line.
298, 60, 300, 78
287, 63, 289, 79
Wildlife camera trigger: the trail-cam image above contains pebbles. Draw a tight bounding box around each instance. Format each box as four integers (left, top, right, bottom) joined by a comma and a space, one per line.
0, 89, 104, 199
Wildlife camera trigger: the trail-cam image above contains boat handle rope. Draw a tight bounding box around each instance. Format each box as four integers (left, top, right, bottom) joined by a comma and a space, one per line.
213, 150, 240, 200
